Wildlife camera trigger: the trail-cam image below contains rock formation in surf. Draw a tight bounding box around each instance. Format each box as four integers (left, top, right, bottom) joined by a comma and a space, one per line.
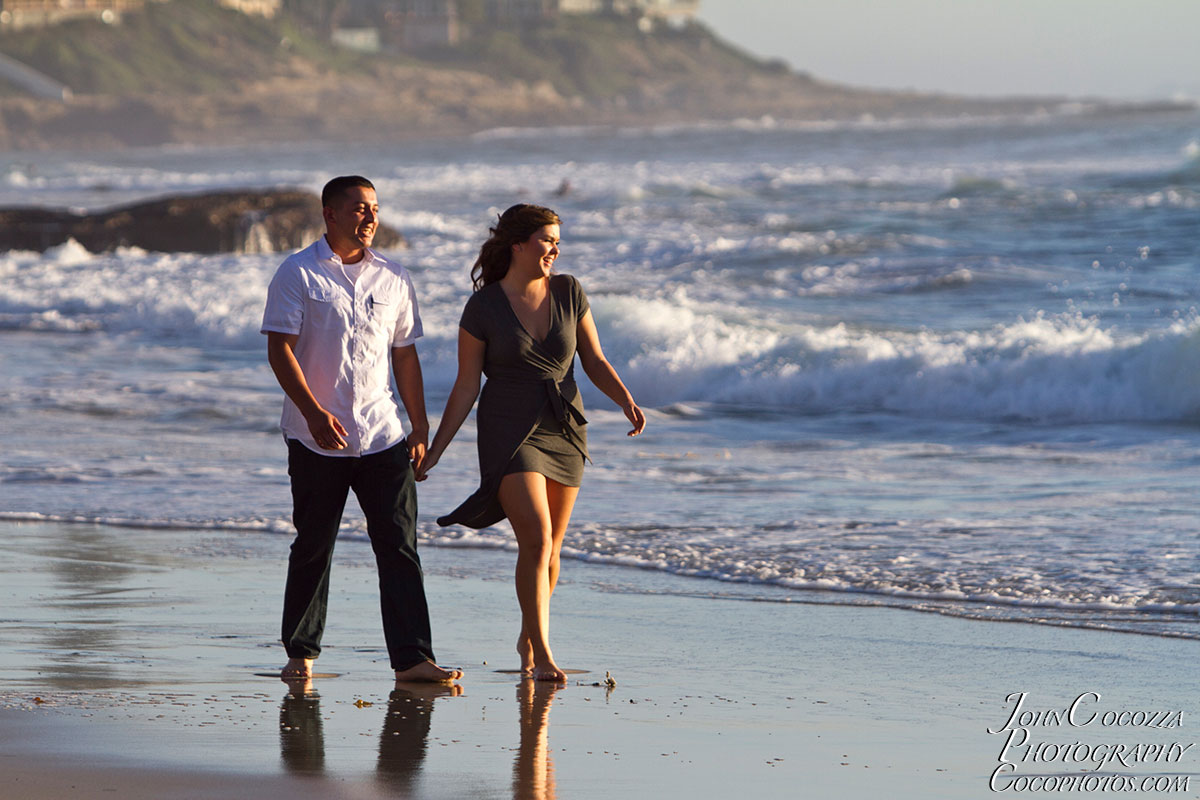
0, 189, 406, 253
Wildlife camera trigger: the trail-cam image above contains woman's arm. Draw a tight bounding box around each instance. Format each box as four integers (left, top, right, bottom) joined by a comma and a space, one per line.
576, 310, 646, 436
391, 343, 430, 471
416, 327, 487, 480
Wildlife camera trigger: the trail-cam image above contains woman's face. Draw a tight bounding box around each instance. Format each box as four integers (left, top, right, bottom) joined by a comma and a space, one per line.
511, 224, 560, 278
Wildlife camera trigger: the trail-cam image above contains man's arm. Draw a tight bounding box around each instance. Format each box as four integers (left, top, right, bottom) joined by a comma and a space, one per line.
391, 344, 429, 470
266, 331, 348, 450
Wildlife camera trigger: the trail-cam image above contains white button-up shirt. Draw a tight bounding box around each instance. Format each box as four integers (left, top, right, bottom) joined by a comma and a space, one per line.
261, 236, 423, 457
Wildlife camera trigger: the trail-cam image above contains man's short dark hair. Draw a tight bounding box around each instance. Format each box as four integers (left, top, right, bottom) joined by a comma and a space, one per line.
321, 175, 375, 208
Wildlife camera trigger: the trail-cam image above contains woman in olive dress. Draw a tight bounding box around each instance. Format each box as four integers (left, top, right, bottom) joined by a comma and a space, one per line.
417, 204, 645, 682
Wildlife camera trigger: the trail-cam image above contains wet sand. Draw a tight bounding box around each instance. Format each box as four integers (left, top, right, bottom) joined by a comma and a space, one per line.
0, 519, 1196, 799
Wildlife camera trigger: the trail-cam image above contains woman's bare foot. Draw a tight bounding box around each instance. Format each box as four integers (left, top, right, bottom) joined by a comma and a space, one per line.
394, 659, 463, 683
281, 657, 313, 679
530, 652, 566, 683
516, 631, 535, 675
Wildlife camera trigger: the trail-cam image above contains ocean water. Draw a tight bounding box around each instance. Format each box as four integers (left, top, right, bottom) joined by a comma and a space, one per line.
2, 106, 1198, 639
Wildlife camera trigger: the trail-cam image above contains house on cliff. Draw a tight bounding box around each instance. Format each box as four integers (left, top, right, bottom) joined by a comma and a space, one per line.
384, 0, 460, 49
356, 0, 700, 52
216, 0, 280, 17
484, 0, 697, 21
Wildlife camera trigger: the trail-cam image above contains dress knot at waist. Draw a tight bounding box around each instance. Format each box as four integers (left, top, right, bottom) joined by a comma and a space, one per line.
484, 375, 588, 457
487, 375, 579, 415
539, 378, 586, 428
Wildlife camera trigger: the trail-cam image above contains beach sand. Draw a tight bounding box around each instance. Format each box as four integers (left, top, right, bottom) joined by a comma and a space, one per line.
0, 519, 1196, 799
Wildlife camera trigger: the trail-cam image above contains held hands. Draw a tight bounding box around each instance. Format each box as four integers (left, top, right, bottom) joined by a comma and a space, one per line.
407, 430, 429, 477
623, 400, 646, 437
305, 408, 349, 450
413, 449, 439, 482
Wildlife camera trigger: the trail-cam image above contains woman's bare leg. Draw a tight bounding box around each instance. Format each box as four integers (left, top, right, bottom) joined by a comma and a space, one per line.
500, 472, 570, 682
514, 479, 580, 675
545, 479, 580, 597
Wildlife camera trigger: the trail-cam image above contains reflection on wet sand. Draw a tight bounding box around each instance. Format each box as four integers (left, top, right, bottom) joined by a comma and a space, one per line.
278, 677, 465, 792
277, 676, 560, 798
279, 678, 323, 775
377, 682, 462, 795
30, 523, 167, 688
514, 681, 560, 800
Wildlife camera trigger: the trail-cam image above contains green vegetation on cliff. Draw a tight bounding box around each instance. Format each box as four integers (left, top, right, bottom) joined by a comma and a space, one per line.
0, 0, 366, 94
0, 0, 793, 100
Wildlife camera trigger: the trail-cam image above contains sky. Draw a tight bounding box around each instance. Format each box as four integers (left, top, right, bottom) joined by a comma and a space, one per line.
695, 0, 1199, 101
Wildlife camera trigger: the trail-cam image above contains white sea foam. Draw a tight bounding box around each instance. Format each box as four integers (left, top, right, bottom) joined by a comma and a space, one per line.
0, 244, 278, 346
594, 295, 1200, 422
5, 240, 1200, 423
471, 106, 1161, 144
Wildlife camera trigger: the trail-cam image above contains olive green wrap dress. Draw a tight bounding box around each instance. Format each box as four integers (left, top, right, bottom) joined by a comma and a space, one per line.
436, 273, 590, 529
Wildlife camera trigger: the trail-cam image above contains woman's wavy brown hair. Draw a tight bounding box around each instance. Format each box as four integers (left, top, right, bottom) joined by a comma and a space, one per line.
471, 203, 561, 291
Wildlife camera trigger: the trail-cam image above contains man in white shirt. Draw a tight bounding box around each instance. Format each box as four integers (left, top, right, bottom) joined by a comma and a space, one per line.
261, 175, 461, 683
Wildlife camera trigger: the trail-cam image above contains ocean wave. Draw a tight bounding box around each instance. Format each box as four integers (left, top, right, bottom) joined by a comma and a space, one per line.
0, 243, 276, 346
0, 165, 318, 206
1168, 139, 1200, 183
470, 124, 603, 141
940, 175, 1022, 198
591, 294, 1200, 423
469, 105, 1179, 144
7, 239, 1200, 423
0, 511, 293, 534
1, 470, 99, 484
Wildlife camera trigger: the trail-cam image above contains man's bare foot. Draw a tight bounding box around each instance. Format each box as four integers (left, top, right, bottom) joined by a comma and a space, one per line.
392, 683, 465, 701
516, 632, 535, 675
394, 659, 463, 683
281, 657, 313, 679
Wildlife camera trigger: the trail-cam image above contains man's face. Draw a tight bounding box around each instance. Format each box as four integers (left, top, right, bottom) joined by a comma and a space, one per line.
324, 186, 379, 253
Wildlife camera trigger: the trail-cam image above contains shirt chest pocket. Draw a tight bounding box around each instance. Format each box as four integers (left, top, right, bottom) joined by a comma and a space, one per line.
365, 292, 399, 334
305, 285, 350, 330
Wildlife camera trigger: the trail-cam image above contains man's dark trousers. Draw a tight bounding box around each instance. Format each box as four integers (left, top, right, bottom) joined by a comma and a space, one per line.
282, 439, 434, 671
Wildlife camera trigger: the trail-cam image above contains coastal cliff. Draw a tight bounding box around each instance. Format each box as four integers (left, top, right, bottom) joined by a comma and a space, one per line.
0, 0, 1083, 150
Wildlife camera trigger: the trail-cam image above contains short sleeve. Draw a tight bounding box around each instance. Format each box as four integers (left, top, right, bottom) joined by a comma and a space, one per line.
391, 271, 424, 347
569, 274, 590, 319
459, 290, 487, 341
261, 260, 305, 335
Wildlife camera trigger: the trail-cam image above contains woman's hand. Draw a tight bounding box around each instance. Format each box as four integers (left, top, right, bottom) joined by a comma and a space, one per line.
623, 400, 646, 437
414, 449, 440, 482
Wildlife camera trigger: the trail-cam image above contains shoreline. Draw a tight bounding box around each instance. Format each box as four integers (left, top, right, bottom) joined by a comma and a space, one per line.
1, 90, 1194, 152
3, 511, 1195, 642
1, 519, 1196, 799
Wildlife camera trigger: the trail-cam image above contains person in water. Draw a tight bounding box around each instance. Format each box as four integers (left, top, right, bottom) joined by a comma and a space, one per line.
417, 203, 646, 681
